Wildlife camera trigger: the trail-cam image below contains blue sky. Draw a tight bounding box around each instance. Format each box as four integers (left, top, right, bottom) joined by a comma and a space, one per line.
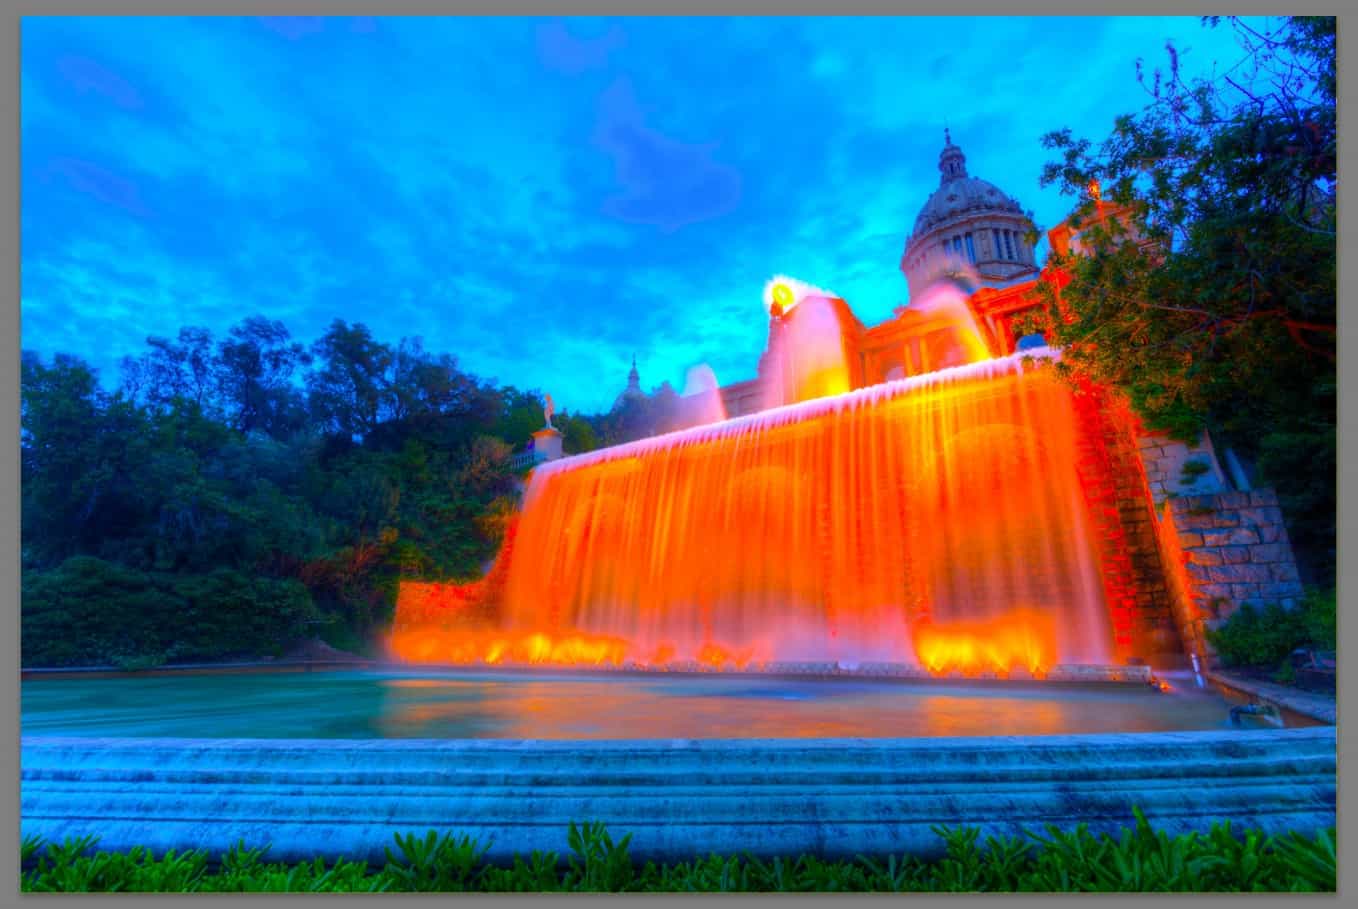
21, 16, 1262, 414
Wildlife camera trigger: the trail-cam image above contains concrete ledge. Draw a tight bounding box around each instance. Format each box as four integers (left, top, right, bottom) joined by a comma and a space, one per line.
22, 661, 1156, 686
21, 727, 1335, 864
21, 659, 377, 680
1207, 672, 1337, 725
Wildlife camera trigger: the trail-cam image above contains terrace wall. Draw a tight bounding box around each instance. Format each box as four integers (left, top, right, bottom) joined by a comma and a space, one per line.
1155, 490, 1304, 665
1068, 381, 1180, 666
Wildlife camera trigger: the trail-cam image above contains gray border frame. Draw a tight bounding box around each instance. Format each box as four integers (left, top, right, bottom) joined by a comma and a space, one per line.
5, 2, 1351, 906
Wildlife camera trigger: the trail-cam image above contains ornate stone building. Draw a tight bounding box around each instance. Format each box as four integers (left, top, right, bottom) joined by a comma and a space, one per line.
714, 131, 1062, 420
901, 129, 1039, 296
690, 130, 1306, 671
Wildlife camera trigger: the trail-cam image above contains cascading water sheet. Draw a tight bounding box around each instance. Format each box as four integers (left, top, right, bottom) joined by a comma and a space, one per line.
391, 348, 1117, 675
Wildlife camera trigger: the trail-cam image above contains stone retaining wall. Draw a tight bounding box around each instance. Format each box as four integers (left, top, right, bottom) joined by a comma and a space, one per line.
1155, 490, 1304, 665
1070, 382, 1179, 664
1136, 430, 1230, 505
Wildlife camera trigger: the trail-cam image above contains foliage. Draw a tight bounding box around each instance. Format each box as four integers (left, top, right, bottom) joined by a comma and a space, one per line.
22, 311, 635, 666
1205, 587, 1335, 672
1025, 16, 1335, 581
1298, 587, 1335, 651
21, 815, 1336, 892
21, 557, 318, 667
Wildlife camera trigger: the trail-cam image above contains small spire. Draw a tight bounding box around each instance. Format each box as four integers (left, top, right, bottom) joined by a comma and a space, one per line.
938, 128, 967, 183
626, 354, 641, 392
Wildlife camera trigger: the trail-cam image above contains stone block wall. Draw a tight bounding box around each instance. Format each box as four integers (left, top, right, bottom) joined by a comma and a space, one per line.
1155, 490, 1304, 664
1069, 381, 1179, 664
1136, 430, 1230, 505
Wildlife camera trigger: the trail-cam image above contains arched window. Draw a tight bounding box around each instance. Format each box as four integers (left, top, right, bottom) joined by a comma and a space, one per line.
992, 228, 1003, 259
1003, 230, 1014, 260
964, 233, 976, 264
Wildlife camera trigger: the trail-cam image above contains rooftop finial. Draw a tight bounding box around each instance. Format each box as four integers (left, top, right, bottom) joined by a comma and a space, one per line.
938, 128, 967, 183
626, 354, 641, 392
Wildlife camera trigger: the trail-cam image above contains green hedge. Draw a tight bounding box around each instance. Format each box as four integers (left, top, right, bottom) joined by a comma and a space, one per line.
21, 557, 318, 668
21, 813, 1336, 893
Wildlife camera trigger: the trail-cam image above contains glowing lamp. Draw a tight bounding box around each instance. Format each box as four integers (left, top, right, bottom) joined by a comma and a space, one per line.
762, 274, 838, 317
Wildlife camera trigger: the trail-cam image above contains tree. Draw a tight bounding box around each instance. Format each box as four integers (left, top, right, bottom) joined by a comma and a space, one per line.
215, 316, 312, 438
307, 319, 395, 441
21, 352, 162, 567
1027, 16, 1335, 580
119, 326, 217, 416
492, 387, 548, 450
559, 412, 602, 455
21, 316, 601, 665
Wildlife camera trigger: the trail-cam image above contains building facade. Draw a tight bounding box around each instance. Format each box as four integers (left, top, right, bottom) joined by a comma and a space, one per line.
714, 132, 1068, 419
690, 131, 1305, 670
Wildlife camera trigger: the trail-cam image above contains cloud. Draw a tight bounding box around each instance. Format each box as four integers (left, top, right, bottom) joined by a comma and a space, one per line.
56, 55, 142, 109
593, 77, 742, 232
536, 19, 625, 74
258, 17, 326, 41
20, 16, 1266, 414
42, 157, 150, 217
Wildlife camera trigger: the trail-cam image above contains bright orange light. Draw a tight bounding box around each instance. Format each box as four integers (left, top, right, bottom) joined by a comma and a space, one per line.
389, 348, 1119, 675
388, 628, 634, 668
911, 609, 1057, 676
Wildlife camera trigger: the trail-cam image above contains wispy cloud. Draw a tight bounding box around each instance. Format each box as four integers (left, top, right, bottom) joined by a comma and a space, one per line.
21, 15, 1262, 412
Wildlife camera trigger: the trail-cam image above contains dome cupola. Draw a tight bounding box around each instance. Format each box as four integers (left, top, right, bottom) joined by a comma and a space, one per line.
900, 130, 1040, 300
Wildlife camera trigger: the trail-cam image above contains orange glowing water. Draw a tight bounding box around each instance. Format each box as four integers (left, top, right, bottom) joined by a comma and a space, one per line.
390, 349, 1116, 674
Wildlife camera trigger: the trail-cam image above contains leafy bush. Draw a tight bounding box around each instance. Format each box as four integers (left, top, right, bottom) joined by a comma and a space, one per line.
1205, 589, 1335, 675
21, 557, 318, 668
1299, 588, 1336, 652
1206, 602, 1305, 670
20, 814, 1336, 893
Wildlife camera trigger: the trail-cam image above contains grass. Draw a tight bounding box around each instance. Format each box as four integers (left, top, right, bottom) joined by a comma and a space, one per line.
21, 811, 1336, 893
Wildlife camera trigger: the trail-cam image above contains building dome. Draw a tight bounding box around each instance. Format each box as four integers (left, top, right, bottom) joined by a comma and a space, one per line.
611, 355, 646, 412
911, 176, 1025, 236
900, 130, 1039, 300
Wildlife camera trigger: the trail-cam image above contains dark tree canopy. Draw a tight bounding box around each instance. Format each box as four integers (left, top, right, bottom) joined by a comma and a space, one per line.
1025, 16, 1335, 579
21, 314, 615, 668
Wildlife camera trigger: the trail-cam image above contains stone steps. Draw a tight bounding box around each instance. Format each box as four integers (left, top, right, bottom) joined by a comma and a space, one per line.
21, 728, 1335, 864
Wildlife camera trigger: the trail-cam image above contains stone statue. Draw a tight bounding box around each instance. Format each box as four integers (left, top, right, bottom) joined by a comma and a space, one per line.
543, 393, 555, 429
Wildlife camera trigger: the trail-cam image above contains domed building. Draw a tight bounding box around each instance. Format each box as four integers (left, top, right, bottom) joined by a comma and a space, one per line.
900, 130, 1039, 298
715, 130, 1054, 419
611, 355, 646, 412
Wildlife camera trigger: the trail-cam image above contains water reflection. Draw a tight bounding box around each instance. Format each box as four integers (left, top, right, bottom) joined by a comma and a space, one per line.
17, 669, 1293, 741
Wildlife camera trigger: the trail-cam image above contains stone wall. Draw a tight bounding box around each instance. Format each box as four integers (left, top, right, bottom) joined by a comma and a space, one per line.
1070, 381, 1180, 665
1136, 430, 1230, 505
1155, 490, 1304, 665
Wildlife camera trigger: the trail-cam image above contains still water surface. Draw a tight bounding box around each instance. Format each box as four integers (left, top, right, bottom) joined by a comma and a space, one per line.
19, 668, 1288, 740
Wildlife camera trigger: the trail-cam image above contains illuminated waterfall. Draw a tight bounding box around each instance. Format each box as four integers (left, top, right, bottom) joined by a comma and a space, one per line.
389, 347, 1116, 675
